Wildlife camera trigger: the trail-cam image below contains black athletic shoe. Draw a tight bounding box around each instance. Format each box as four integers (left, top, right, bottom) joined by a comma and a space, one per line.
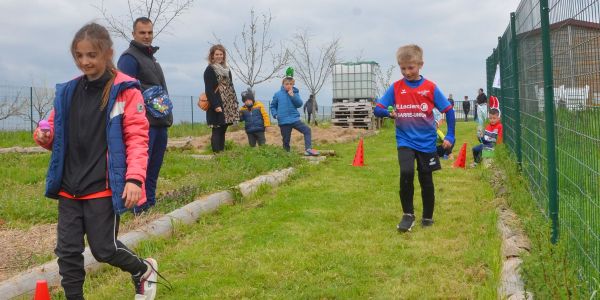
397, 214, 416, 232
421, 218, 434, 227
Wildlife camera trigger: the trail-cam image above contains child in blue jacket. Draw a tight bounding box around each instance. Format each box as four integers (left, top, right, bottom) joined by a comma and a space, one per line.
240, 88, 270, 147
270, 70, 319, 156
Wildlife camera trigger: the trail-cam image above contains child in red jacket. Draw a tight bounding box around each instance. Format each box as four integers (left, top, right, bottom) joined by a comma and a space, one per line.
34, 23, 160, 300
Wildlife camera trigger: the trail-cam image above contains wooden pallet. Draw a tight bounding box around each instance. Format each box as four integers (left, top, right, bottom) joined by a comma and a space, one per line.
331, 117, 372, 123
332, 103, 373, 112
332, 111, 371, 118
332, 122, 373, 129
332, 98, 375, 103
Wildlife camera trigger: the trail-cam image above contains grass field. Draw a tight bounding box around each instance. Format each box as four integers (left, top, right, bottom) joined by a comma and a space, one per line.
500, 107, 600, 296
0, 142, 299, 229
0, 130, 37, 148
0, 122, 217, 149
494, 146, 597, 299
45, 122, 505, 299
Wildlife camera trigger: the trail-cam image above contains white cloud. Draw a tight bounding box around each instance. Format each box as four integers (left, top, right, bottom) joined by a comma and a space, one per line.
0, 0, 521, 105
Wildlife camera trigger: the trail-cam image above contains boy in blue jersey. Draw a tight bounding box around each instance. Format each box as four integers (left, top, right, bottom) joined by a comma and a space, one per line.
374, 44, 456, 232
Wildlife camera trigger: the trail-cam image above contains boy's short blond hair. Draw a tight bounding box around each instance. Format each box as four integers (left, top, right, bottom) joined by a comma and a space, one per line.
396, 44, 423, 65
282, 77, 295, 84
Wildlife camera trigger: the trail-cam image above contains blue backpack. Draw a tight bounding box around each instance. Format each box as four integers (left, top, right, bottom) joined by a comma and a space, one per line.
142, 85, 173, 119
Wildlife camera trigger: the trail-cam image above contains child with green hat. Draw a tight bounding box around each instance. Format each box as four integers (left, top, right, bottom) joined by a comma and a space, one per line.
269, 67, 319, 155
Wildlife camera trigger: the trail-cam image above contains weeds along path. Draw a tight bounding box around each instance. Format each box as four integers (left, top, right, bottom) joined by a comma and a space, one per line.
0, 144, 301, 282
77, 122, 503, 299
0, 125, 360, 284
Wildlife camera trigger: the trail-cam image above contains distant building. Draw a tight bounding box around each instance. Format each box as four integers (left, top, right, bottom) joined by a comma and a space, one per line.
518, 18, 600, 111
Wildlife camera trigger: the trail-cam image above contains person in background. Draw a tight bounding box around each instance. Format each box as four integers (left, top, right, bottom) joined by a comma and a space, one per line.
239, 88, 270, 147
475, 88, 488, 133
462, 95, 471, 121
303, 94, 318, 125
117, 17, 172, 213
435, 120, 454, 160
270, 68, 319, 156
203, 44, 240, 153
471, 108, 503, 167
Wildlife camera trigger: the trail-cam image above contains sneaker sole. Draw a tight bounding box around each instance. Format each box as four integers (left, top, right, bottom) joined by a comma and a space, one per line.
397, 221, 415, 232
144, 258, 158, 300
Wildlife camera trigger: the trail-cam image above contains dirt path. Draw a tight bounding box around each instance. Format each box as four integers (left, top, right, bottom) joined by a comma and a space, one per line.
0, 212, 163, 282
184, 126, 374, 151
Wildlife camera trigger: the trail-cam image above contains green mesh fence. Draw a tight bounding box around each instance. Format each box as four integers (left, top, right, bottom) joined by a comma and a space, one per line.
488, 0, 600, 289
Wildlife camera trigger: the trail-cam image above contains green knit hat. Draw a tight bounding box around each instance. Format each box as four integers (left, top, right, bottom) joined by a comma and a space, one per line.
285, 67, 294, 79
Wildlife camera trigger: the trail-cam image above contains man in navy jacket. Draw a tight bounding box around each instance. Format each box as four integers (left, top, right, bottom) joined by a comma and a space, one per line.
117, 17, 172, 213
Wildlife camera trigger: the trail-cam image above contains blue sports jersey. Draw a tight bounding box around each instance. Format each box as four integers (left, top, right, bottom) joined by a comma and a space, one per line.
374, 77, 454, 153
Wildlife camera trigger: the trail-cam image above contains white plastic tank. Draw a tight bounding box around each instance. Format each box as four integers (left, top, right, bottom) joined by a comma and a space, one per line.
332, 62, 379, 100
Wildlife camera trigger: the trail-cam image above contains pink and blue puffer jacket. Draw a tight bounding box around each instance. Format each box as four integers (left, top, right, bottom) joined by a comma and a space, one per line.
34, 71, 149, 214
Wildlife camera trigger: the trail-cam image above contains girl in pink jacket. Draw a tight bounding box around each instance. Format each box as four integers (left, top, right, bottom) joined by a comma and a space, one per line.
33, 23, 161, 300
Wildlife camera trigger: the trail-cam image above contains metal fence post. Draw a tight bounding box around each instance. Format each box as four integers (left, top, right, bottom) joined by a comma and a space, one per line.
30, 86, 34, 133
510, 12, 523, 168
486, 56, 493, 99
539, 0, 559, 244
497, 37, 505, 114
190, 96, 194, 129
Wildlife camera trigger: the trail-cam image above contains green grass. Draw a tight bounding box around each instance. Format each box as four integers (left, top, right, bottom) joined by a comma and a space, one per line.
168, 122, 247, 138
54, 122, 503, 299
0, 141, 299, 229
167, 122, 212, 138
500, 107, 600, 296
494, 146, 597, 298
0, 123, 219, 149
0, 152, 55, 227
0, 130, 37, 147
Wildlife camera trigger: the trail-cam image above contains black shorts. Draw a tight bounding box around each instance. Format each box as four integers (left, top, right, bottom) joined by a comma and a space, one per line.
397, 147, 442, 173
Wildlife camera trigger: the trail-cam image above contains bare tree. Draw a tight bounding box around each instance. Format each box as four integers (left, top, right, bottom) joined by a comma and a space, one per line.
289, 30, 340, 125
375, 64, 396, 99
354, 49, 365, 62
213, 9, 289, 89
95, 0, 195, 42
18, 84, 54, 126
0, 92, 27, 121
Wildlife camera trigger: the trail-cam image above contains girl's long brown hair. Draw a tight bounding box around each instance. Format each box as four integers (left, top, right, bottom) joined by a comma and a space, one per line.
70, 23, 116, 111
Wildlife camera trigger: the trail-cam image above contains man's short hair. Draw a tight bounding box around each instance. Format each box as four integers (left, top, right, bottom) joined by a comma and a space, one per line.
396, 44, 423, 65
489, 108, 500, 116
133, 17, 152, 31
282, 77, 295, 84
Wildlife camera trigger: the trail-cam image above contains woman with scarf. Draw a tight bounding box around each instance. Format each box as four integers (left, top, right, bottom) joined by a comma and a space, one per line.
204, 44, 239, 152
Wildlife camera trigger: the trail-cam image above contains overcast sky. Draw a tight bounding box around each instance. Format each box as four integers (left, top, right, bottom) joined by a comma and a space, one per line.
0, 0, 521, 107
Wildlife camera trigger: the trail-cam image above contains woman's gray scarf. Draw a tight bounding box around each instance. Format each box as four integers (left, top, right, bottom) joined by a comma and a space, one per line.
211, 63, 230, 78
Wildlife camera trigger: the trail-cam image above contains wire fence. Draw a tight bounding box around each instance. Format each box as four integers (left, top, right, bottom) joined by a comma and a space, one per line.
487, 0, 600, 289
0, 86, 332, 132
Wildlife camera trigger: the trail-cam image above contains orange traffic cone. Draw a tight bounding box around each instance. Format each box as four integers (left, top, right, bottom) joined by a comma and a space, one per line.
352, 138, 365, 167
453, 143, 467, 169
34, 280, 51, 300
